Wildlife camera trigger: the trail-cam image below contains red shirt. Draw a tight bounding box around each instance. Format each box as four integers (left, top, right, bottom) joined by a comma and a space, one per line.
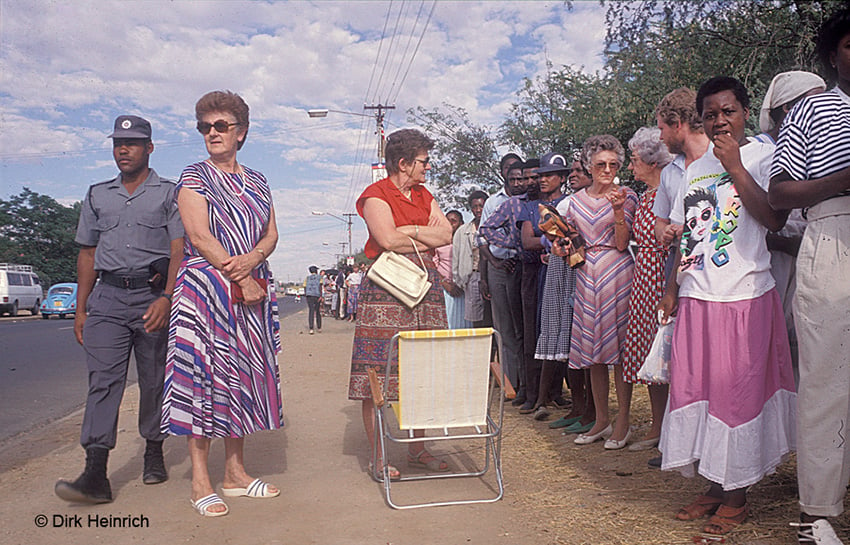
356, 177, 434, 258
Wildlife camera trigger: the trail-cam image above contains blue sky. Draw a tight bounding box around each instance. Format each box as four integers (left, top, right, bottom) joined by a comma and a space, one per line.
0, 0, 608, 283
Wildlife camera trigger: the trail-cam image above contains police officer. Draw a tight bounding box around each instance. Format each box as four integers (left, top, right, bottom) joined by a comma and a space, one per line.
55, 115, 184, 504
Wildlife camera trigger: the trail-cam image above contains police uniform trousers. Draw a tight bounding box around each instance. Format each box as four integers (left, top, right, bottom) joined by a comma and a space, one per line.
795, 195, 850, 517
80, 282, 167, 449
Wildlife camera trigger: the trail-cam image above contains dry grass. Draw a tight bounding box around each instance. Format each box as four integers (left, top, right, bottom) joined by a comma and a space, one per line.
499, 383, 850, 545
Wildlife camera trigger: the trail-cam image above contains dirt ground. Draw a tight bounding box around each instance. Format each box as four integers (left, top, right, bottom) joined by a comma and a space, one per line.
1, 309, 847, 545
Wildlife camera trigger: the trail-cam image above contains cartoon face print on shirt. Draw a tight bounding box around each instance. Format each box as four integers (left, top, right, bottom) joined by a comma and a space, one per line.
679, 175, 742, 272
681, 186, 719, 265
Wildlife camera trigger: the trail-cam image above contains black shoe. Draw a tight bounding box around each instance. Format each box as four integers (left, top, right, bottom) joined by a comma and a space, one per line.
518, 401, 536, 414
55, 446, 112, 503
551, 396, 571, 410
510, 396, 527, 407
647, 455, 662, 469
143, 440, 168, 485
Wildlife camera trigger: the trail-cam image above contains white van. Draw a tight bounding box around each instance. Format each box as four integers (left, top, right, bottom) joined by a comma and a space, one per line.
0, 263, 43, 316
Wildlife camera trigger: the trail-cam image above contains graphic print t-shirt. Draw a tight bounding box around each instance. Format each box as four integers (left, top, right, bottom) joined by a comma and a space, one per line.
669, 140, 776, 302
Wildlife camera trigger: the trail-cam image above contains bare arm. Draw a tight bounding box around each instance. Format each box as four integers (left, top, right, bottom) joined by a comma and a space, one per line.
714, 135, 788, 232
73, 246, 98, 345
768, 166, 850, 210
362, 197, 451, 252
521, 221, 543, 250
607, 187, 631, 252
222, 205, 278, 283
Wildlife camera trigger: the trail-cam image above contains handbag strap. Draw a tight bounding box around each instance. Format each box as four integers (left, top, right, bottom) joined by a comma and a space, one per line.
407, 236, 427, 272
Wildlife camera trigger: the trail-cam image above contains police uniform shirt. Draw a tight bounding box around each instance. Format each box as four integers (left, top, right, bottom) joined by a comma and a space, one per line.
75, 169, 183, 276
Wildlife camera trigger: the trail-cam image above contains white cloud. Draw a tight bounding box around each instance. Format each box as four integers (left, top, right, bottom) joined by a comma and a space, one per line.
0, 0, 609, 282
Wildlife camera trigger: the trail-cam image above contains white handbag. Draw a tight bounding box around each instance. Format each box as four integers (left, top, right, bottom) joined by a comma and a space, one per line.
367, 237, 431, 309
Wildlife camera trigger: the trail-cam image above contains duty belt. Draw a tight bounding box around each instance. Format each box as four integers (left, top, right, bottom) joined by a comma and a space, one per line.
99, 272, 150, 289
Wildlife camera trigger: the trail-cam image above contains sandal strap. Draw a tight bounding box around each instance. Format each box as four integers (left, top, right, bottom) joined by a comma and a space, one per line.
194, 493, 226, 513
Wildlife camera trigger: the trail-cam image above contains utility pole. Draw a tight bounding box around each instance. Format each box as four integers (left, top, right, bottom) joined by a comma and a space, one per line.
342, 213, 356, 262
363, 104, 395, 161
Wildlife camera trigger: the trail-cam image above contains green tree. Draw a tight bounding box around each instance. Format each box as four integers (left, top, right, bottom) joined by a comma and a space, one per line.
0, 188, 80, 285
601, 0, 845, 130
408, 104, 505, 209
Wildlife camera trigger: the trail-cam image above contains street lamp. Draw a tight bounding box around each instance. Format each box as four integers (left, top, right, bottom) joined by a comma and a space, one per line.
312, 211, 356, 262
306, 104, 395, 161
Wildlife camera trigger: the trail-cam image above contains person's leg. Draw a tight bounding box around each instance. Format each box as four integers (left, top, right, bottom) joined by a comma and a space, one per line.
488, 266, 523, 399
520, 261, 541, 410
307, 296, 316, 329
645, 383, 669, 440
316, 298, 322, 330
585, 364, 610, 435
131, 293, 169, 483
610, 365, 633, 441
187, 436, 227, 513
795, 215, 850, 526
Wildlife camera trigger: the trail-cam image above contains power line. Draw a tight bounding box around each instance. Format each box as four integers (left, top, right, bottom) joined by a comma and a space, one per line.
389, 0, 436, 105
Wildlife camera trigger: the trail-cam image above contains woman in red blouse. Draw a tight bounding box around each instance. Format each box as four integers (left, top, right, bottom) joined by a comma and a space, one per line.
347, 129, 453, 480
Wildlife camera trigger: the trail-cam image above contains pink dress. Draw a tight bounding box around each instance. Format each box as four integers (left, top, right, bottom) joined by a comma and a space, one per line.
563, 188, 638, 368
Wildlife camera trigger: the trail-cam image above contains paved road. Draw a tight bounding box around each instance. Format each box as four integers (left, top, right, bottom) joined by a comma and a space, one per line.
0, 295, 305, 442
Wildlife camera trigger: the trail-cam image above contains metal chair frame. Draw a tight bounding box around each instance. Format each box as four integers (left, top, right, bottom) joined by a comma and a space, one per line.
369, 328, 505, 509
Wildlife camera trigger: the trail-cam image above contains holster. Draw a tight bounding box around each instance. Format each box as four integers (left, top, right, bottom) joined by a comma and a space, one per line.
147, 257, 170, 290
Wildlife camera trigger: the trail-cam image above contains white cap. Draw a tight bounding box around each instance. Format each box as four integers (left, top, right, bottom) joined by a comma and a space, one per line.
759, 71, 826, 132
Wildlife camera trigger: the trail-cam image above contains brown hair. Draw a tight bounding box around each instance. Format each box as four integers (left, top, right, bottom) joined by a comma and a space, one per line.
654, 87, 703, 133
195, 90, 250, 150
384, 128, 434, 175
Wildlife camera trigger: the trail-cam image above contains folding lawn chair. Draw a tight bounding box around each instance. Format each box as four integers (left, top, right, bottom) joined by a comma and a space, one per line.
367, 327, 505, 509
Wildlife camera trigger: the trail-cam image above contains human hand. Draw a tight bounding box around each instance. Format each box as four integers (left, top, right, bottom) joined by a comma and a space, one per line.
237, 277, 266, 305
74, 313, 86, 345
657, 293, 678, 324
143, 296, 171, 333
606, 187, 628, 210
551, 238, 570, 257
661, 223, 683, 247
221, 253, 257, 282
712, 133, 743, 173
480, 278, 491, 301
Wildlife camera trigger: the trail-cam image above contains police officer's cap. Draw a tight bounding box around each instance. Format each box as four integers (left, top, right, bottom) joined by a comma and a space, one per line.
108, 115, 152, 139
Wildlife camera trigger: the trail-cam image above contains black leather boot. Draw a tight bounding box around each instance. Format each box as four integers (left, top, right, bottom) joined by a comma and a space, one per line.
54, 446, 112, 503
142, 439, 168, 484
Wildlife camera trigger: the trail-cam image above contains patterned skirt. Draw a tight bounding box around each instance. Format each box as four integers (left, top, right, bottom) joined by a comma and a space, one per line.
535, 255, 576, 361
348, 253, 448, 401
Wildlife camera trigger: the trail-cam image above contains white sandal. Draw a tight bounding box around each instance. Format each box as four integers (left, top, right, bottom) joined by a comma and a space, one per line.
191, 493, 229, 517
221, 478, 280, 498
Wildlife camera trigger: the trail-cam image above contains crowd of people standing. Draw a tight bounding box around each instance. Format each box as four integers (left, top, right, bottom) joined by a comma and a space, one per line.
51, 8, 849, 542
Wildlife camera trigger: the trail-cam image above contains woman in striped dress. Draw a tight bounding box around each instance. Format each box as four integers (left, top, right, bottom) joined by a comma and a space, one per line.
161, 91, 282, 517
559, 135, 638, 449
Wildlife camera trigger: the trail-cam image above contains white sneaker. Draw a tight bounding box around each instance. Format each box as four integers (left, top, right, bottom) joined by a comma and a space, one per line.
309, 329, 314, 335
792, 519, 844, 544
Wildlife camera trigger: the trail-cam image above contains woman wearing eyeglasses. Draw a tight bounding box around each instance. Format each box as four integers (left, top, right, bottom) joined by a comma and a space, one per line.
161, 90, 282, 517
555, 135, 638, 449
348, 128, 453, 481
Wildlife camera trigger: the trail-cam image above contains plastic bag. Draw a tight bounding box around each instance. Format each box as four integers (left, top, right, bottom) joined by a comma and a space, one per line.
637, 318, 675, 384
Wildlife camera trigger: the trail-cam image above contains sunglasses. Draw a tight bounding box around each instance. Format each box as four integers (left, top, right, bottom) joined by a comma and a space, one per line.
196, 120, 240, 135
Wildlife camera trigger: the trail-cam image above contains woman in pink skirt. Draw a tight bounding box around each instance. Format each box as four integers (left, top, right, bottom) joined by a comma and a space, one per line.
658, 76, 796, 536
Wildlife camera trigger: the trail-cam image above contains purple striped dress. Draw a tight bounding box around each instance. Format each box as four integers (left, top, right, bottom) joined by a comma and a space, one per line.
564, 188, 638, 368
161, 160, 282, 438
